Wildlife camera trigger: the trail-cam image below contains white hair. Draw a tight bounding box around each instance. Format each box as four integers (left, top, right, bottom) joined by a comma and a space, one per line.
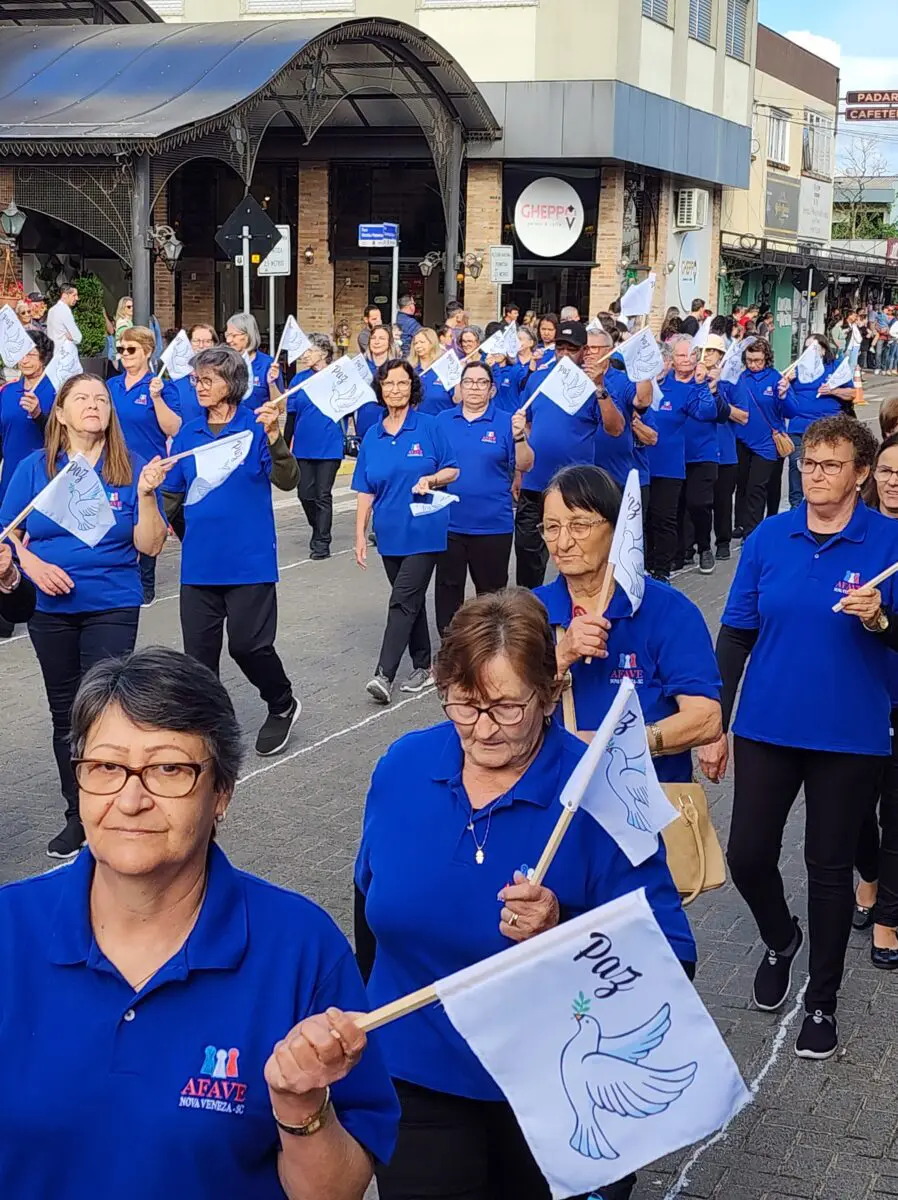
226, 311, 261, 352
668, 334, 696, 354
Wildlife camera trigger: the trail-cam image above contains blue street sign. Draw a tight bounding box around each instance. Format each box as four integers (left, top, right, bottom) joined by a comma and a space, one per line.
358, 222, 399, 248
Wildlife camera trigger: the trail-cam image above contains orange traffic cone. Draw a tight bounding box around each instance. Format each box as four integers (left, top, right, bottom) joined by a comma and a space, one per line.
854, 364, 866, 406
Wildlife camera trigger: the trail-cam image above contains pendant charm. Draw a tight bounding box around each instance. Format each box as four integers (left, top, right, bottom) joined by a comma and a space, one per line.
475, 848, 485, 865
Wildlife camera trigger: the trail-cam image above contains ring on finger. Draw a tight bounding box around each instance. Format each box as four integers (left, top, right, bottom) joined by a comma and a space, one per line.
507, 911, 519, 927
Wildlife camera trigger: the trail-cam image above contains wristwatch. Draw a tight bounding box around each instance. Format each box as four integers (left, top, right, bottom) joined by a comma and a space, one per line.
646, 722, 664, 755
272, 1087, 332, 1137
863, 608, 890, 633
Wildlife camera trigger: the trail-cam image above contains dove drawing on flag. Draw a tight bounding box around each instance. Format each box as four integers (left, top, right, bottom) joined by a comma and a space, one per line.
560, 996, 697, 1162
604, 743, 652, 833
29, 455, 115, 547
160, 329, 194, 380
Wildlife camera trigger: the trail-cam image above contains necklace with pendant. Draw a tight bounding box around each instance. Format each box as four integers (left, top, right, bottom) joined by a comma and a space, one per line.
467, 802, 495, 865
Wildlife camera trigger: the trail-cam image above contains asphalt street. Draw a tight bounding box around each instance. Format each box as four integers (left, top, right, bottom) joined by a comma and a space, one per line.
2, 379, 897, 1199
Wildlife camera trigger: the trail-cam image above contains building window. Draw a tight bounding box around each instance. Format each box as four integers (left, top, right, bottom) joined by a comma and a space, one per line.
149, 0, 184, 12
804, 111, 834, 179
725, 0, 749, 59
419, 0, 537, 7
689, 0, 713, 43
242, 0, 351, 10
767, 109, 790, 168
642, 0, 669, 23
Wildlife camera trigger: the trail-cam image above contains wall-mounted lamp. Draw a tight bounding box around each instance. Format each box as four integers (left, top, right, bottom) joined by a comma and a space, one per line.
462, 252, 484, 280
303, 245, 315, 265
419, 251, 443, 278
0, 201, 26, 241
146, 224, 183, 272
664, 260, 677, 276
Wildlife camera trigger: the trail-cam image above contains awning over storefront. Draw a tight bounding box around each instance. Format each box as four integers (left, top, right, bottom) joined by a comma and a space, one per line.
721, 231, 898, 284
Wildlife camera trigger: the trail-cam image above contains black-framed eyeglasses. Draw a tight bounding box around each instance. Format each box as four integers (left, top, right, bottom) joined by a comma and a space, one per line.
72, 758, 212, 798
874, 466, 898, 483
798, 457, 852, 476
442, 692, 536, 727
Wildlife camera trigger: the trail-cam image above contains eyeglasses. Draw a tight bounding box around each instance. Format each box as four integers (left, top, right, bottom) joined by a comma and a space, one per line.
874, 466, 898, 483
382, 380, 411, 391
120, 346, 140, 356
442, 693, 536, 727
798, 457, 853, 476
538, 517, 606, 542
461, 378, 491, 390
72, 758, 211, 798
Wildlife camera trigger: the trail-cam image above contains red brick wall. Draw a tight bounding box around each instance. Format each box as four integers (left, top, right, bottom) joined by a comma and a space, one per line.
464, 162, 503, 329
180, 259, 216, 330
297, 164, 333, 332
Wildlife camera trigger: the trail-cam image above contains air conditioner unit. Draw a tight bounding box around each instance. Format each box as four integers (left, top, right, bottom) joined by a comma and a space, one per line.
674, 188, 709, 231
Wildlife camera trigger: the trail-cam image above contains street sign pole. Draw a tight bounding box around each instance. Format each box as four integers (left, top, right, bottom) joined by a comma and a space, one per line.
241, 225, 251, 314
257, 223, 292, 359
268, 275, 276, 355
391, 241, 400, 325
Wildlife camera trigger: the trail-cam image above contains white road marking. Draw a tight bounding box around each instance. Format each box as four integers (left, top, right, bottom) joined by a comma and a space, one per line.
0, 632, 28, 649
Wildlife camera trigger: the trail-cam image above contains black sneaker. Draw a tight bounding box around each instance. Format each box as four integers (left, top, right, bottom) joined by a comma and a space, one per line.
309, 550, 330, 560
715, 542, 731, 561
47, 815, 86, 860
753, 917, 803, 1011
699, 550, 715, 574
733, 526, 745, 541
649, 571, 671, 585
852, 903, 875, 931
255, 698, 301, 756
795, 1010, 838, 1060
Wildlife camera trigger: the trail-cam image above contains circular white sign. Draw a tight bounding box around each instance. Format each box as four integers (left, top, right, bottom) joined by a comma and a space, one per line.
514, 177, 585, 258
676, 230, 707, 311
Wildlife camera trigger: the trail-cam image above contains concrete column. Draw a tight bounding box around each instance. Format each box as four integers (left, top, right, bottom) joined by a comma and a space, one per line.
130, 153, 152, 327
297, 163, 333, 332
442, 124, 464, 307
463, 161, 502, 328
589, 165, 625, 318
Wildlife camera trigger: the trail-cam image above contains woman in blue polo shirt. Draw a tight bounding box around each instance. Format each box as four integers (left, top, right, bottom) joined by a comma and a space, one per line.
0, 372, 168, 861
353, 358, 459, 705
355, 588, 694, 1200
409, 328, 454, 416
224, 312, 283, 409
699, 415, 898, 1060
0, 329, 55, 505
170, 323, 219, 430
434, 361, 532, 635
283, 333, 341, 562
533, 464, 721, 782
355, 324, 396, 440
0, 645, 398, 1199
732, 338, 792, 538
162, 347, 300, 760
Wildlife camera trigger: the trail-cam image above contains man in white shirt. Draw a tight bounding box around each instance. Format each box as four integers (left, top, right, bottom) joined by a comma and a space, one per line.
46, 285, 82, 347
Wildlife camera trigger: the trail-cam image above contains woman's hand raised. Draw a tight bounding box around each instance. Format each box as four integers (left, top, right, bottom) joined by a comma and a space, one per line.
265, 1007, 366, 1123
498, 872, 560, 943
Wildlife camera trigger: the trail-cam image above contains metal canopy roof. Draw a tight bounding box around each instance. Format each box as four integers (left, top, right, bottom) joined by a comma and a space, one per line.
0, 19, 501, 155
0, 0, 159, 25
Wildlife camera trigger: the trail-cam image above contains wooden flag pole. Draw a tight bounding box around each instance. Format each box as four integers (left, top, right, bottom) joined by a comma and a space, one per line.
584, 561, 615, 666
530, 806, 577, 887
355, 983, 440, 1033
832, 558, 898, 612
0, 498, 37, 544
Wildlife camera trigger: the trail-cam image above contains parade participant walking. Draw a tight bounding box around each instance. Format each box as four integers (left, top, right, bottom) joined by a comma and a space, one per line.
458, 327, 483, 360
409, 328, 453, 416
699, 415, 898, 1059
107, 325, 180, 605
283, 333, 342, 561
0, 373, 169, 859
162, 347, 301, 757
224, 312, 283, 408
0, 540, 35, 625
535, 465, 721, 780
434, 362, 532, 634
355, 588, 695, 1200
170, 323, 218, 429
46, 285, 81, 347
0, 645, 399, 1199
731, 338, 792, 538
353, 359, 459, 704
356, 324, 397, 438
0, 330, 55, 504
589, 327, 653, 491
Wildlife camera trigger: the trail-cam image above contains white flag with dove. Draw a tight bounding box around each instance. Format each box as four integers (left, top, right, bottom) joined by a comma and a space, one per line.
619, 273, 656, 318
794, 340, 825, 384
276, 316, 311, 365
430, 350, 464, 392
503, 322, 521, 359
618, 327, 663, 383
410, 490, 460, 518
821, 355, 853, 390
478, 328, 507, 357
31, 455, 115, 548
302, 357, 376, 423
240, 351, 255, 401
718, 336, 755, 386
435, 888, 750, 1199
184, 430, 253, 506
607, 470, 644, 615
0, 304, 35, 368
536, 356, 596, 416
159, 329, 194, 380
45, 336, 82, 390
692, 317, 712, 351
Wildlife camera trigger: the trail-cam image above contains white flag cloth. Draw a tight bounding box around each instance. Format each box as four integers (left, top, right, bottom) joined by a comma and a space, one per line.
410, 490, 460, 517
0, 304, 35, 367
535, 356, 596, 416
430, 351, 464, 392
650, 378, 664, 410
503, 322, 521, 359
45, 336, 82, 390
479, 328, 507, 357
276, 316, 311, 365
795, 341, 825, 384
302, 357, 376, 423
618, 327, 663, 383
586, 318, 605, 334
619, 274, 656, 318
184, 430, 253, 506
692, 317, 712, 351
718, 336, 755, 386
436, 889, 750, 1199
822, 356, 853, 390
31, 454, 115, 548
608, 470, 645, 615
159, 329, 194, 380
240, 351, 254, 402
346, 354, 373, 387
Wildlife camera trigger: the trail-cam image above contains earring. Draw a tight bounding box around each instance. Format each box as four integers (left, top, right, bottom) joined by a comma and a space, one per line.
215, 810, 227, 825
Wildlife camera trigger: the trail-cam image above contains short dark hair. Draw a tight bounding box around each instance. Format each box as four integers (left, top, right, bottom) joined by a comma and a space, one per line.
503, 301, 519, 316
690, 299, 705, 313
538, 313, 559, 335
192, 347, 248, 406
709, 315, 728, 337
545, 464, 622, 526
803, 414, 877, 471
743, 338, 774, 368
460, 360, 493, 387
437, 323, 453, 340
70, 646, 243, 794
446, 301, 464, 319
880, 395, 898, 439
60, 285, 78, 297
485, 321, 503, 338
364, 304, 381, 319
373, 358, 422, 408
29, 329, 54, 367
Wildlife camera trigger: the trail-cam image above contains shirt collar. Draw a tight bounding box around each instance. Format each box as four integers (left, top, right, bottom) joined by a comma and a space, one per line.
430, 719, 569, 810
48, 842, 248, 974
538, 574, 635, 624
199, 403, 253, 439
376, 407, 420, 437
452, 400, 496, 423
787, 498, 870, 545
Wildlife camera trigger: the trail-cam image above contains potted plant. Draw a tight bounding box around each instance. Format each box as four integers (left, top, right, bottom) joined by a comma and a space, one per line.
72, 273, 111, 377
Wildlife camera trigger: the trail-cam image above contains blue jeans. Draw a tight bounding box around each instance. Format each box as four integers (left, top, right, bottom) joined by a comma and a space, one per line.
788, 433, 804, 509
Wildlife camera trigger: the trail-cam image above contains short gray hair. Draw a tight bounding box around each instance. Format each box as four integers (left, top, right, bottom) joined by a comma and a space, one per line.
460, 325, 483, 344
668, 334, 695, 354
226, 311, 261, 352
71, 646, 243, 794
193, 347, 249, 406
308, 332, 334, 364
560, 306, 580, 322
518, 326, 537, 348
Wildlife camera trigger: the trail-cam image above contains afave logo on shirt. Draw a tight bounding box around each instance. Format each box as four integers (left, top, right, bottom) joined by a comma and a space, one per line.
659, 401, 672, 411
179, 1044, 247, 1115
833, 571, 862, 596
610, 651, 645, 686
134, 392, 149, 406
407, 443, 424, 457
763, 387, 773, 397
481, 431, 497, 444
107, 490, 123, 511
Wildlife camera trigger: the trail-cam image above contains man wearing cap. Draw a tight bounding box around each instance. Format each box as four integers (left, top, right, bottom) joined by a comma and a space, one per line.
25, 292, 47, 334
514, 320, 625, 588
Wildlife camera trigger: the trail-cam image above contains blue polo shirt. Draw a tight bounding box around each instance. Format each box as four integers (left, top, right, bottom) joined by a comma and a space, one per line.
108, 371, 180, 463
352, 408, 458, 557
684, 387, 731, 465
0, 374, 56, 503
287, 369, 342, 461
491, 362, 526, 413
0, 449, 147, 614
354, 358, 382, 439
165, 405, 279, 586
715, 381, 739, 466
598, 367, 638, 488
732, 366, 790, 461
172, 374, 204, 427
723, 501, 898, 755
521, 378, 600, 493
0, 843, 398, 1197
783, 362, 843, 436
417, 368, 454, 417
645, 375, 718, 480
632, 405, 656, 486
438, 401, 515, 535
245, 350, 283, 409
519, 355, 556, 410
355, 719, 695, 1101
535, 574, 720, 782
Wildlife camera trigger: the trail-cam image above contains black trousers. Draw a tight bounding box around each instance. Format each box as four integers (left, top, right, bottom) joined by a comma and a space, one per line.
713, 463, 738, 547
855, 710, 898, 928
29, 607, 140, 816
435, 531, 513, 636
378, 553, 437, 682
180, 582, 293, 714
677, 461, 718, 558
138, 552, 156, 602
735, 443, 777, 538
514, 488, 548, 588
647, 476, 683, 579
296, 457, 341, 555
728, 736, 883, 1013
766, 456, 785, 518
376, 1079, 635, 1200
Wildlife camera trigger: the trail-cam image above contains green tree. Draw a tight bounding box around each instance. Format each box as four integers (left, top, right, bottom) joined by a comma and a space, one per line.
71, 273, 108, 356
